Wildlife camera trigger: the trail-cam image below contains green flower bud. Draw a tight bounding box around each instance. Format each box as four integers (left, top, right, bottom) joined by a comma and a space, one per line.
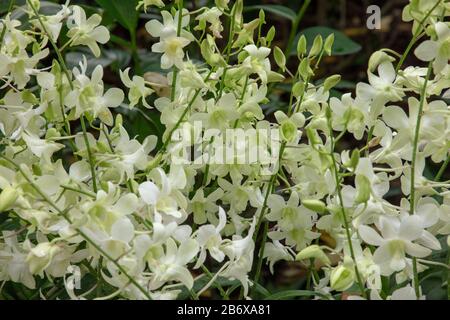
344, 149, 360, 170
440, 39, 450, 57
324, 34, 335, 56
266, 26, 276, 45
323, 74, 341, 92
274, 46, 286, 71
45, 128, 61, 140
355, 174, 371, 204
330, 265, 355, 292
309, 35, 323, 57
233, 0, 243, 28
215, 0, 230, 10
201, 38, 226, 67
97, 141, 110, 153
298, 58, 313, 80
259, 9, 265, 24
296, 244, 331, 265
302, 199, 326, 214
306, 127, 322, 146
32, 41, 42, 55
0, 187, 19, 212
292, 82, 305, 97
297, 35, 307, 58
267, 71, 285, 83
368, 50, 395, 72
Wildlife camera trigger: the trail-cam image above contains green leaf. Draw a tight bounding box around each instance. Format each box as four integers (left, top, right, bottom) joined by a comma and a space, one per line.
264, 289, 329, 300
94, 0, 139, 32
244, 5, 297, 22
290, 26, 361, 56
252, 282, 271, 298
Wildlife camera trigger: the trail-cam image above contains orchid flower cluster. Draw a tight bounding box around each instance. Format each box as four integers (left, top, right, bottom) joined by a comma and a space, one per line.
0, 0, 449, 300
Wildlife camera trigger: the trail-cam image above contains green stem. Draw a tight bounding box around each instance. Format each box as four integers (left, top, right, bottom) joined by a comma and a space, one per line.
25, 0, 80, 158
253, 220, 269, 288
158, 69, 213, 155
250, 141, 286, 292
130, 29, 142, 75
325, 108, 367, 299
201, 136, 214, 186
435, 156, 449, 182
170, 0, 184, 101
27, 0, 73, 90
62, 185, 96, 198
285, 0, 311, 59
365, 125, 375, 157
217, 3, 237, 98
200, 265, 228, 299
409, 62, 433, 298
80, 114, 98, 193
28, 0, 99, 196
57, 71, 79, 154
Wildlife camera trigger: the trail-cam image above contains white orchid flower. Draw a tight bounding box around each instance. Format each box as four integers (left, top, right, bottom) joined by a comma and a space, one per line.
415, 22, 450, 73
67, 6, 110, 57
359, 214, 441, 276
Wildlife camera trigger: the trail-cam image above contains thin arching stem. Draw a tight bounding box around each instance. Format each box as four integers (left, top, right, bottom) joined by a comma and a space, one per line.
170, 0, 184, 101
395, 0, 443, 72
326, 107, 367, 299
409, 62, 433, 298
27, 0, 98, 192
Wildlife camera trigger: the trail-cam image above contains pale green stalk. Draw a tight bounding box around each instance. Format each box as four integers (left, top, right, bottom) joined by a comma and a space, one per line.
157, 69, 214, 157
217, 3, 237, 98
285, 0, 311, 59
170, 0, 185, 101
325, 107, 367, 299
409, 62, 433, 298
27, 0, 98, 192
395, 0, 443, 72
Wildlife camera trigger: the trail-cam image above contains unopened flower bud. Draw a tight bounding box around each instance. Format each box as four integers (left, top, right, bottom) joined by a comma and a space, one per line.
330, 265, 355, 292
296, 35, 307, 58
0, 187, 19, 213
309, 35, 323, 57
324, 34, 334, 56
323, 74, 341, 92
296, 245, 331, 265
302, 199, 326, 214
368, 50, 395, 72
274, 46, 286, 72
355, 174, 371, 204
